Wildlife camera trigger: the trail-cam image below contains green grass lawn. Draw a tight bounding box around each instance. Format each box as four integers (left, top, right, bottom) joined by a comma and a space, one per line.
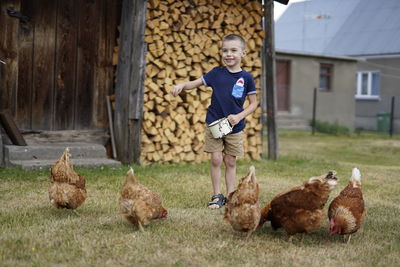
1, 130, 399, 266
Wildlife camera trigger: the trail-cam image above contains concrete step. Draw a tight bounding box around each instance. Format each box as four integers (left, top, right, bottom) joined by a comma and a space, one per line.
276, 112, 311, 130
277, 123, 311, 130
5, 143, 108, 161
277, 118, 311, 128
1, 129, 121, 169
8, 158, 121, 170
22, 130, 109, 145
4, 143, 121, 170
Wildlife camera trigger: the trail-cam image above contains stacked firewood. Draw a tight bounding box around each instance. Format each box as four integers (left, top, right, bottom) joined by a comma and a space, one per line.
139, 0, 264, 164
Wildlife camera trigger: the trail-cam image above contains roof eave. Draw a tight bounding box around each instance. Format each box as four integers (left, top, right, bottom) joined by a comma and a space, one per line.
276, 49, 359, 62
351, 53, 400, 59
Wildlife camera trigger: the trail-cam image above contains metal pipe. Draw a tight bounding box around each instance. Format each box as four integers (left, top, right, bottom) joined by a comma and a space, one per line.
389, 96, 395, 137
0, 59, 6, 64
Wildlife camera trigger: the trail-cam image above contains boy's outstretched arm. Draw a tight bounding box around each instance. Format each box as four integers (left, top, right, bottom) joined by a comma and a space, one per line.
171, 78, 203, 97
228, 94, 258, 126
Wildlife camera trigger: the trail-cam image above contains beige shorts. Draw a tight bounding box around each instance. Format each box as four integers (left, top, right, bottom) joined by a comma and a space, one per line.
204, 125, 244, 157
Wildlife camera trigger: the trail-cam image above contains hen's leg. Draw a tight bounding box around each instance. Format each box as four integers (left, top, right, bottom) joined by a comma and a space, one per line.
138, 221, 144, 232
245, 230, 254, 241
300, 233, 305, 243
346, 234, 352, 244
246, 222, 260, 241
288, 235, 294, 243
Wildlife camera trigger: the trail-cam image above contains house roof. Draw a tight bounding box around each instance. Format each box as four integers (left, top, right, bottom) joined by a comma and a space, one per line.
275, 0, 400, 57
276, 49, 358, 62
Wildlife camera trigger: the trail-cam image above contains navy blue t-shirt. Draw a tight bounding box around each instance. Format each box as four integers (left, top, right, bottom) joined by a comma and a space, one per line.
201, 67, 256, 134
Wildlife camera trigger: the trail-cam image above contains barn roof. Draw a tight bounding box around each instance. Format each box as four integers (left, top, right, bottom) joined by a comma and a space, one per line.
275, 0, 400, 57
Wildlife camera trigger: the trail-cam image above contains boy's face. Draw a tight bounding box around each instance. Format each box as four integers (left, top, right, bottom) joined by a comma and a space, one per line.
221, 39, 246, 69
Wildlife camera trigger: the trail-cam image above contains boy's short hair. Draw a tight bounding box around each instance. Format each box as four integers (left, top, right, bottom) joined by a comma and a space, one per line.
222, 34, 246, 50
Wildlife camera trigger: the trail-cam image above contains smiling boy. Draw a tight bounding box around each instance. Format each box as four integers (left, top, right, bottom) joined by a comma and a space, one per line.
171, 34, 258, 209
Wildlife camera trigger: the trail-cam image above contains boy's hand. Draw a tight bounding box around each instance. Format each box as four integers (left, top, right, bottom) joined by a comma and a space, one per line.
171, 83, 185, 97
227, 114, 241, 126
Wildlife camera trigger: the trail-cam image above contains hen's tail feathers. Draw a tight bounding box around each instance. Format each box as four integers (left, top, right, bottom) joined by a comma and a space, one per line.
126, 168, 138, 184
351, 168, 361, 187
62, 147, 70, 162
249, 165, 256, 183
249, 165, 255, 174
351, 168, 361, 181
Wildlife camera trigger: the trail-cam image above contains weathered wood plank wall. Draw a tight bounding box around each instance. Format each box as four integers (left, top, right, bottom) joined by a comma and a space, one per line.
0, 0, 19, 115
0, 0, 120, 131
16, 0, 34, 130
31, 0, 57, 130
96, 0, 120, 130
54, 0, 78, 130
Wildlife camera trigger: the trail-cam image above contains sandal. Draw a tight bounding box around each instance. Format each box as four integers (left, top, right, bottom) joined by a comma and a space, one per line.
208, 194, 226, 209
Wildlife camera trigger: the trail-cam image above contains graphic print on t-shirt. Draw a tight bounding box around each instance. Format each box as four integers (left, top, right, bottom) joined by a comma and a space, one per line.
232, 77, 245, 98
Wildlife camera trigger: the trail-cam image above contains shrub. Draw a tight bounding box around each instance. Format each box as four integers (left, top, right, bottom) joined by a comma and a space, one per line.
310, 120, 350, 135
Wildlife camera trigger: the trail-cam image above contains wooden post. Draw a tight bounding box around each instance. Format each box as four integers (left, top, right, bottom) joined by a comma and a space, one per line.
114, 0, 147, 164
312, 88, 317, 135
0, 126, 3, 166
389, 96, 395, 137
263, 0, 278, 160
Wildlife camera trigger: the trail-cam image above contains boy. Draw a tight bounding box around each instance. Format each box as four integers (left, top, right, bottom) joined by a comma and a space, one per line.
171, 34, 258, 209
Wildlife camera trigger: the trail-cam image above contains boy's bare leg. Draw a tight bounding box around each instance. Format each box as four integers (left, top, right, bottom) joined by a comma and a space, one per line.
209, 152, 223, 209
224, 154, 236, 197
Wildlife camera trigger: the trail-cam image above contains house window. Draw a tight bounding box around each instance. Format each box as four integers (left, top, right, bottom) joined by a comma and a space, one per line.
319, 63, 333, 91
356, 71, 380, 99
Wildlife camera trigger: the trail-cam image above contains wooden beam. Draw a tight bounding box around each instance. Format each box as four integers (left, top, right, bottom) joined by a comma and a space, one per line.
263, 0, 278, 160
0, 110, 27, 146
128, 0, 147, 164
114, 0, 147, 164
106, 96, 117, 159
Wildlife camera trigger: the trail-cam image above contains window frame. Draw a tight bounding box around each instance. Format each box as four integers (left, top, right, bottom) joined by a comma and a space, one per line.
319, 63, 333, 92
355, 70, 380, 100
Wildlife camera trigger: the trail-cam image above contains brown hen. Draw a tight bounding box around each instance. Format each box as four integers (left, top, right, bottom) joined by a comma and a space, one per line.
224, 166, 260, 239
328, 168, 366, 243
259, 171, 338, 242
119, 168, 168, 231
49, 148, 86, 209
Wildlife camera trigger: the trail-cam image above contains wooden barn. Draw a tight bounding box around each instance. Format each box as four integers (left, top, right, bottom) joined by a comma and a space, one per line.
0, 0, 120, 131
0, 0, 277, 167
